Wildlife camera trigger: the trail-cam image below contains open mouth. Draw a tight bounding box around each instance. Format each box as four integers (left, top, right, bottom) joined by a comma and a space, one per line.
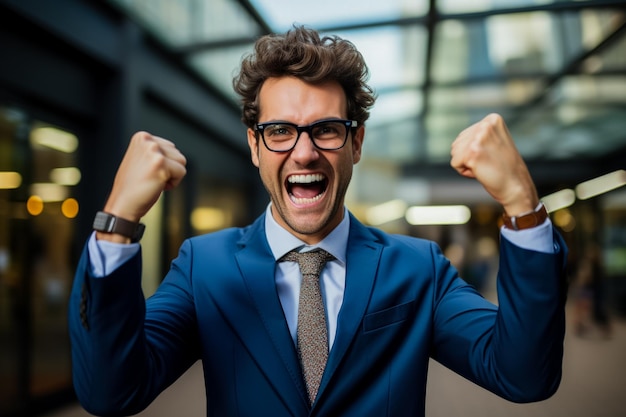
286, 173, 328, 205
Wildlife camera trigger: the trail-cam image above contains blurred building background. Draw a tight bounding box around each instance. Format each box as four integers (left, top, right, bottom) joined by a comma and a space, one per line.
0, 0, 624, 416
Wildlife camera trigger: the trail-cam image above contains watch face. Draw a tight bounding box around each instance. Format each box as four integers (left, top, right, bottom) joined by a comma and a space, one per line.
93, 211, 114, 232
92, 211, 144, 241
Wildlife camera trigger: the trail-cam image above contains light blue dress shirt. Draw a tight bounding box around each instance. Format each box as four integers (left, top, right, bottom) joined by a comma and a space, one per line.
265, 205, 349, 349
88, 205, 554, 351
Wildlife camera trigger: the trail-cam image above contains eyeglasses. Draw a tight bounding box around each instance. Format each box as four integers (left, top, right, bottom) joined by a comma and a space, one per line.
255, 119, 358, 152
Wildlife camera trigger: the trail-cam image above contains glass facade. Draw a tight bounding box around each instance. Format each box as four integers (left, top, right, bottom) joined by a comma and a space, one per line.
0, 107, 79, 414
108, 0, 626, 168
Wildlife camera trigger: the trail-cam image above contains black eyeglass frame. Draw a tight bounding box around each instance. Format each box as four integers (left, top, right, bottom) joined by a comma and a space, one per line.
254, 119, 358, 152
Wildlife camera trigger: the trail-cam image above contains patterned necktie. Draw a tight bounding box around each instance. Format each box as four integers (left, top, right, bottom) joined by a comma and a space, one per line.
280, 248, 335, 405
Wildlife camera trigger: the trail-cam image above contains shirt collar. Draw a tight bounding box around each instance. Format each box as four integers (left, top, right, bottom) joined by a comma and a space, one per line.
264, 204, 349, 265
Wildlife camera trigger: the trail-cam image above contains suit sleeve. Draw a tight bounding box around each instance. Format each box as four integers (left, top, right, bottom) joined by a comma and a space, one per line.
68, 240, 200, 416
431, 228, 568, 403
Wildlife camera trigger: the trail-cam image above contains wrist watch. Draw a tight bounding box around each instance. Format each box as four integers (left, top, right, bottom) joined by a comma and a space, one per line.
92, 211, 145, 242
500, 203, 548, 230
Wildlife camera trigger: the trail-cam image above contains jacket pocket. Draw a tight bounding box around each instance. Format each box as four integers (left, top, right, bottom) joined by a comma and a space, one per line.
363, 300, 415, 333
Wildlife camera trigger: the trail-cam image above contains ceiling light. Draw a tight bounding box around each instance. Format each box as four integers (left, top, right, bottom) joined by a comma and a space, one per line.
191, 207, 227, 230
29, 183, 69, 202
366, 199, 408, 225
405, 205, 471, 225
553, 208, 576, 233
576, 170, 626, 200
541, 189, 576, 213
26, 195, 44, 216
62, 198, 80, 218
30, 126, 79, 153
50, 167, 82, 185
0, 171, 22, 189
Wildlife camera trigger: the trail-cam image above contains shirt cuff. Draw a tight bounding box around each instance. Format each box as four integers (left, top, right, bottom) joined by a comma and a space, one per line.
87, 231, 140, 277
500, 218, 554, 254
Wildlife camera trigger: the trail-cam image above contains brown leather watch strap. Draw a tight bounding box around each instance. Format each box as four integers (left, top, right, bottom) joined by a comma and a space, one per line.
500, 203, 548, 230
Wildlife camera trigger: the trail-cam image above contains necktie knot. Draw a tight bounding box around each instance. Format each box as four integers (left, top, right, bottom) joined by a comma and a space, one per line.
280, 249, 335, 277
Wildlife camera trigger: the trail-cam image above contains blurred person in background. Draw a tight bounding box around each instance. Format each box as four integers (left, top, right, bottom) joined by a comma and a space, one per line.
572, 242, 612, 338
68, 26, 568, 417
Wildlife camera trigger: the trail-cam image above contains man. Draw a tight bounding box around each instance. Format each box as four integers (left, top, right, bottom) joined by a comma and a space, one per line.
69, 26, 567, 416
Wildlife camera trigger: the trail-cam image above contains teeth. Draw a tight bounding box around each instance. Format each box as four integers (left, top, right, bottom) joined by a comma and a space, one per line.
288, 174, 325, 184
287, 173, 326, 205
290, 193, 324, 205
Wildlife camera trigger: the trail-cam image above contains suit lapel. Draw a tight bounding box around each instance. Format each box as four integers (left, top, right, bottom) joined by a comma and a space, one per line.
218, 213, 383, 412
228, 215, 309, 413
318, 215, 383, 397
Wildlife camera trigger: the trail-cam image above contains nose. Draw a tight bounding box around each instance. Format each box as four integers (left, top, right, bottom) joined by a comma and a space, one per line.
290, 131, 319, 165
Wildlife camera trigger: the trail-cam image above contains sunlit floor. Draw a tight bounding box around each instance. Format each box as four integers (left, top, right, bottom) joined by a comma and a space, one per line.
46, 307, 626, 417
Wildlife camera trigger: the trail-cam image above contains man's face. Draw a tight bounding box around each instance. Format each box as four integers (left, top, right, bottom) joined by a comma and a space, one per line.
247, 76, 364, 244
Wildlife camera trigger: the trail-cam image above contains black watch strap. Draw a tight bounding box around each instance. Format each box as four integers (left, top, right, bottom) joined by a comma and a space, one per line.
93, 211, 145, 242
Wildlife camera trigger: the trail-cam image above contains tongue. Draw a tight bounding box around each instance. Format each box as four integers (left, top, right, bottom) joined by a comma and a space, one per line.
291, 183, 323, 199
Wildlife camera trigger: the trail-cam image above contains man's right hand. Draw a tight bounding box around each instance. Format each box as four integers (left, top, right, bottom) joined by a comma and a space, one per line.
97, 132, 187, 243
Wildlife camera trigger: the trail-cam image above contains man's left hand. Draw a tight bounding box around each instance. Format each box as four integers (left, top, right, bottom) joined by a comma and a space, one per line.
450, 113, 539, 216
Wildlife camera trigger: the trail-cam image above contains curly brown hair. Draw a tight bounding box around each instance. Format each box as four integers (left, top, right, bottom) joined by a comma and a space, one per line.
233, 25, 376, 129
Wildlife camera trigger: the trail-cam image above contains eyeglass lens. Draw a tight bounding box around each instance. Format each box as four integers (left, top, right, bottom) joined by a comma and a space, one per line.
260, 120, 349, 151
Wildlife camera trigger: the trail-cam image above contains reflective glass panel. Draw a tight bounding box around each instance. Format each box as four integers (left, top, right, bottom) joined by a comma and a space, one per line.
425, 112, 475, 160
332, 25, 427, 151
364, 116, 422, 163
433, 12, 565, 83
430, 81, 545, 110
0, 107, 79, 413
511, 75, 626, 159
581, 11, 626, 72
370, 89, 424, 126
333, 26, 428, 92
188, 43, 255, 101
109, 0, 262, 47
250, 0, 429, 32
439, 0, 576, 14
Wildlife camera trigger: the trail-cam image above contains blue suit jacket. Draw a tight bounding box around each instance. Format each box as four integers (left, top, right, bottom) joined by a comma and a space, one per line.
69, 212, 567, 416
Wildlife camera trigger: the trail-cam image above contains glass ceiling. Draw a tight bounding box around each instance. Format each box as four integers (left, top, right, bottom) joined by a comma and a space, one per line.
108, 0, 626, 202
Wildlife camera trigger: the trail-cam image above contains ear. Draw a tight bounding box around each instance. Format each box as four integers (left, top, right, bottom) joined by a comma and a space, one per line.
247, 128, 260, 168
351, 126, 365, 164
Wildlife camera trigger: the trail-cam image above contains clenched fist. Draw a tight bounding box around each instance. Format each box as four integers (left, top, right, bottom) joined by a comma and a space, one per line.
97, 132, 187, 242
450, 113, 539, 217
